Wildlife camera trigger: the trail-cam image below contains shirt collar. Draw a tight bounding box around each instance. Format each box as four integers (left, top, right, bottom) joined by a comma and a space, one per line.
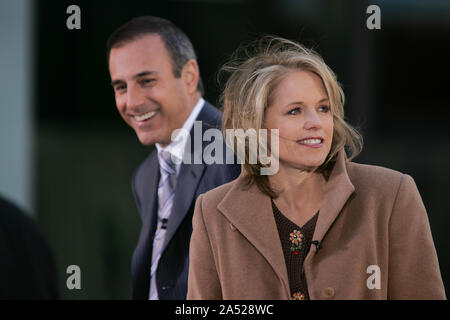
155, 97, 205, 168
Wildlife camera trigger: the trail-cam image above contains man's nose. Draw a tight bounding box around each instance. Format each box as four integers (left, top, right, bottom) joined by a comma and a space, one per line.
126, 85, 146, 110
303, 109, 322, 130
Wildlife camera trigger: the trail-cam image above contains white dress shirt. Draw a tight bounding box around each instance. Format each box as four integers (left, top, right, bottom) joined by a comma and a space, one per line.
155, 97, 205, 176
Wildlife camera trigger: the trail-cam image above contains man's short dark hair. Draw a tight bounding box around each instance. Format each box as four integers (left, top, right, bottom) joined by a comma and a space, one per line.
107, 16, 204, 95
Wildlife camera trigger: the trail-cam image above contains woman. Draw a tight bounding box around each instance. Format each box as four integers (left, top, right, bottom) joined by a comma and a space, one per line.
187, 37, 446, 300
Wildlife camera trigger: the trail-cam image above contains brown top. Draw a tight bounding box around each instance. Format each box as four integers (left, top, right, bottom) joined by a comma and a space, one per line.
271, 199, 319, 300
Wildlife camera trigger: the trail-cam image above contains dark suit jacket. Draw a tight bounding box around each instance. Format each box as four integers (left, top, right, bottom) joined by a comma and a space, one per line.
131, 101, 241, 299
0, 197, 59, 299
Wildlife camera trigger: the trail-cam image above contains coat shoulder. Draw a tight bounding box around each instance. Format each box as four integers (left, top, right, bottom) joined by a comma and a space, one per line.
346, 161, 406, 196
132, 150, 158, 192
134, 149, 157, 176
198, 178, 241, 214
347, 161, 404, 180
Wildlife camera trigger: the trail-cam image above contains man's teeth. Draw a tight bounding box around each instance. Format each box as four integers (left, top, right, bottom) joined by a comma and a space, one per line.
299, 138, 322, 145
135, 111, 157, 122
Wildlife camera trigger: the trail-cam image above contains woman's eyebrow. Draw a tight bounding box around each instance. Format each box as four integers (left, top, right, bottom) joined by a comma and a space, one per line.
284, 97, 329, 108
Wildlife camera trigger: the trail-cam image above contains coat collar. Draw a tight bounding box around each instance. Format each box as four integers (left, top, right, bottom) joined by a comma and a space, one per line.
217, 150, 355, 297
312, 150, 355, 244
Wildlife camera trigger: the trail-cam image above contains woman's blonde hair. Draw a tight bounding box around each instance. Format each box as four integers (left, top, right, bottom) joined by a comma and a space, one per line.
220, 36, 363, 197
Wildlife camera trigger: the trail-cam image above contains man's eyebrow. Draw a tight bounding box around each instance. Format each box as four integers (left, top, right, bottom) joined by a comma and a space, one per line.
111, 79, 124, 87
133, 70, 158, 79
111, 71, 158, 87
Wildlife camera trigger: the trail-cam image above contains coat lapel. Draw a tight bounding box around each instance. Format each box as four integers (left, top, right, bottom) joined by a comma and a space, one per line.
217, 180, 291, 298
216, 150, 355, 298
311, 151, 355, 244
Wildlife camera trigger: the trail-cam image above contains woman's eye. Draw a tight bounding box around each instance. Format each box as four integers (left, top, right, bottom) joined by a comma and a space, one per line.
319, 105, 330, 113
287, 107, 301, 115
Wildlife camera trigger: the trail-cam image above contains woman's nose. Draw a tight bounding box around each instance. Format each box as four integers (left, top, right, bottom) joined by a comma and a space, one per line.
303, 110, 322, 130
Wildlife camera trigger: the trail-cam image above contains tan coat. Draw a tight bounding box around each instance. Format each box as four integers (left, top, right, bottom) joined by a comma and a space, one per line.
187, 151, 446, 300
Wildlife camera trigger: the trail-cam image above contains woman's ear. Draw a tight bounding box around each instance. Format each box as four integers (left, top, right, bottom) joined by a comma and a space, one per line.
181, 60, 200, 95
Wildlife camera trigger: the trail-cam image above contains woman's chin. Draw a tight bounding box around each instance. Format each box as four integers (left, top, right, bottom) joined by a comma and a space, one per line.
282, 156, 327, 172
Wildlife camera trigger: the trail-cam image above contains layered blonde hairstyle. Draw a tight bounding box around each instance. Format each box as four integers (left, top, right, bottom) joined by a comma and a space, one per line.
220, 36, 363, 197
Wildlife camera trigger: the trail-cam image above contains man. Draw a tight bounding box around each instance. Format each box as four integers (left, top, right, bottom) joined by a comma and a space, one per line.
107, 16, 240, 300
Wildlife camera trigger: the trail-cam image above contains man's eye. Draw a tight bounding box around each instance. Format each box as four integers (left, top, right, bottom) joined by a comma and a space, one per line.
287, 107, 301, 115
142, 78, 155, 85
115, 85, 126, 91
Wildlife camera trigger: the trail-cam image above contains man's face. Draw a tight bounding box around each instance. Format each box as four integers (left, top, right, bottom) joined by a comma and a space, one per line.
109, 34, 192, 146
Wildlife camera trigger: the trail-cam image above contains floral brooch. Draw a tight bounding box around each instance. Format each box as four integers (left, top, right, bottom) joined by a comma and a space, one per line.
291, 292, 305, 300
289, 229, 304, 255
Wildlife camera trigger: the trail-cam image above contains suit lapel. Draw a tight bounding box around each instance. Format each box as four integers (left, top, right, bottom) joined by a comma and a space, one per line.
161, 102, 220, 253
161, 162, 205, 253
133, 150, 160, 298
144, 151, 160, 236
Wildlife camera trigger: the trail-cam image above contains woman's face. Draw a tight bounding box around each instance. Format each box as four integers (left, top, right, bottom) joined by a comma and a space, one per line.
264, 70, 334, 172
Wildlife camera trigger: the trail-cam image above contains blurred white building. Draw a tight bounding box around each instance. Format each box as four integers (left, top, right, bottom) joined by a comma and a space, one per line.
0, 0, 34, 214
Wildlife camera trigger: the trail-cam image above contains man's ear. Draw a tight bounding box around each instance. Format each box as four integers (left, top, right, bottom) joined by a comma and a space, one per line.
181, 60, 200, 95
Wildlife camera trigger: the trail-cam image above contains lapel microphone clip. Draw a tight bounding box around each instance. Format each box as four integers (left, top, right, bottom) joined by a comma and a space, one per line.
312, 240, 321, 252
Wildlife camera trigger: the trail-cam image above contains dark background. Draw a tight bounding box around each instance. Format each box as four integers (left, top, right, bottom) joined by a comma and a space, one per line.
34, 0, 449, 298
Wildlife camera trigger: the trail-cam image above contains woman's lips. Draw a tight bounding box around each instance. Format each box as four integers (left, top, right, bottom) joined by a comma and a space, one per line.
296, 138, 324, 148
